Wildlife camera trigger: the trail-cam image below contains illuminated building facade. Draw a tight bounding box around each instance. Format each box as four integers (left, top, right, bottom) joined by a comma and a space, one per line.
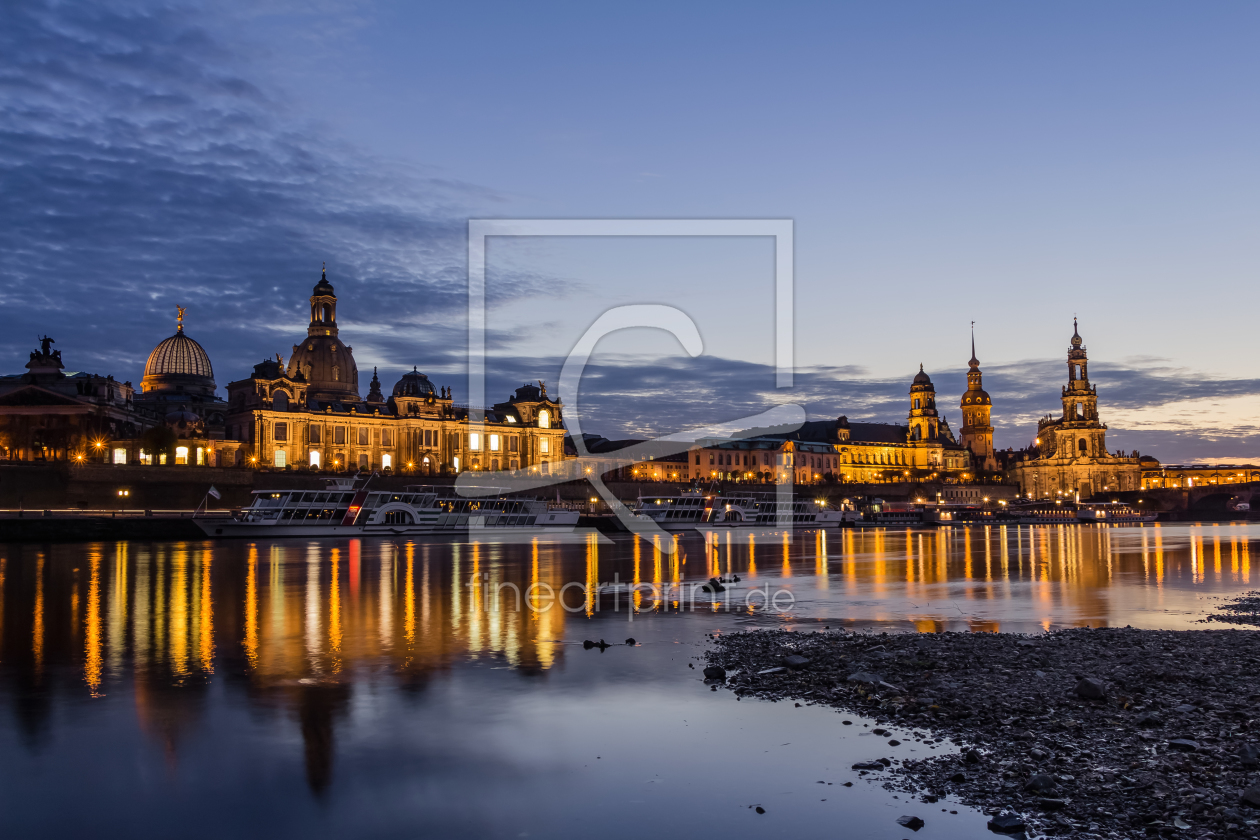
1010, 320, 1141, 498
1140, 462, 1260, 490
616, 365, 974, 485
0, 338, 141, 462
222, 269, 567, 474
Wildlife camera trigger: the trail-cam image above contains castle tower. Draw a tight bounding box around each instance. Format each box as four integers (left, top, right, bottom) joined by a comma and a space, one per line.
907, 364, 938, 443
958, 327, 996, 472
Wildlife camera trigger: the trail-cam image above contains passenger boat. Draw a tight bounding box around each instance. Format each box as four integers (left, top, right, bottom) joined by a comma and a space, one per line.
1076, 503, 1157, 524
1007, 502, 1081, 525
194, 477, 580, 538
628, 489, 856, 530
1007, 501, 1156, 525
853, 500, 952, 528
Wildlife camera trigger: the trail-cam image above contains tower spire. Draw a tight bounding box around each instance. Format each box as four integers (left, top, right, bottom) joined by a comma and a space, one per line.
969, 321, 978, 368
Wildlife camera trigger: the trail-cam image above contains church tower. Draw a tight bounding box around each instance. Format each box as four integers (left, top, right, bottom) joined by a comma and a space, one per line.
284, 265, 361, 405
959, 327, 996, 472
1050, 318, 1107, 458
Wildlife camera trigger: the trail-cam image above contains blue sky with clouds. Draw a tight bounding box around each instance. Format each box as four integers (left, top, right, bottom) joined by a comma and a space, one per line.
2, 0, 1258, 462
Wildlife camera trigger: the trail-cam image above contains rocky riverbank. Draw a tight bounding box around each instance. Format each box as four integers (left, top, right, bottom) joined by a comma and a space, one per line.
1203, 593, 1260, 628
704, 627, 1260, 839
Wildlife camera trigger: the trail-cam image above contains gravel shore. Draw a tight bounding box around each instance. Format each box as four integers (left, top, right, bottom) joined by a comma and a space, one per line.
704, 627, 1260, 839
1203, 593, 1260, 628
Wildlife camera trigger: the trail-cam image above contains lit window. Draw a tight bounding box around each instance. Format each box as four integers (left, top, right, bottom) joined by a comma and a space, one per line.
470, 433, 481, 450
274, 450, 286, 468
175, 446, 189, 465
382, 453, 392, 469
113, 448, 127, 465
538, 409, 550, 429
196, 447, 204, 465
453, 456, 461, 472
310, 451, 321, 467
541, 438, 549, 454
489, 434, 500, 452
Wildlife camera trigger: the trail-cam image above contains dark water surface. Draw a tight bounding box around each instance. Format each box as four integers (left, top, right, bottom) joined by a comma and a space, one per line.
0, 523, 1256, 839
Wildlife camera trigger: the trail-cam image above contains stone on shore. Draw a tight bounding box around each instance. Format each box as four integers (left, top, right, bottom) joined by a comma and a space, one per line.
1074, 676, 1106, 699
895, 814, 924, 830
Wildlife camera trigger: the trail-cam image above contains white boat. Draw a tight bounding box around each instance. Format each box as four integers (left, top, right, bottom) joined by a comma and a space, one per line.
194, 477, 580, 538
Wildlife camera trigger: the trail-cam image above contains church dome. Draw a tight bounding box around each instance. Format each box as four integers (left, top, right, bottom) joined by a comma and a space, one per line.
393, 367, 436, 397
286, 335, 359, 404
141, 309, 217, 397
911, 364, 933, 387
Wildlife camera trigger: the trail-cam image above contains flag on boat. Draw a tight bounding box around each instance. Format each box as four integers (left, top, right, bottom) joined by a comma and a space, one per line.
207, 485, 221, 500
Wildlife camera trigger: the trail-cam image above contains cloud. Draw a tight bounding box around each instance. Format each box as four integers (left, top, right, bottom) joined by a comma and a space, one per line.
483, 351, 1260, 464
1, 1, 1254, 466
0, 0, 515, 383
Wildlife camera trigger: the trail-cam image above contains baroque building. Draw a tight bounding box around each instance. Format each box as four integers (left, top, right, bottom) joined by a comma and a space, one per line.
614, 365, 976, 484
132, 307, 228, 464
1010, 320, 1140, 497
221, 268, 566, 475
0, 337, 140, 462
958, 330, 996, 472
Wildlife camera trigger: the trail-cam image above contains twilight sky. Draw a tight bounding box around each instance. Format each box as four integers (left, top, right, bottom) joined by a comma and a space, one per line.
2, 0, 1258, 462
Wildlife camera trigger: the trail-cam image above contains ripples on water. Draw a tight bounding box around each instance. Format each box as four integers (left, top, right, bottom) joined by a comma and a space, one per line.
0, 523, 1255, 838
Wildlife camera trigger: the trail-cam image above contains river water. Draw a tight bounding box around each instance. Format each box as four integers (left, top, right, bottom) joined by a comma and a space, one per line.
0, 522, 1256, 838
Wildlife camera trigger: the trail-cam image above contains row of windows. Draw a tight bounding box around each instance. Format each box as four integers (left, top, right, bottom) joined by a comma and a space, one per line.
275, 450, 404, 469
269, 424, 552, 455
276, 423, 398, 447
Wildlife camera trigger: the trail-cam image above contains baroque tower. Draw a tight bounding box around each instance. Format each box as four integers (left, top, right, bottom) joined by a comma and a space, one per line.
1041, 317, 1108, 461
285, 265, 361, 405
958, 326, 996, 472
908, 365, 938, 442
1011, 318, 1140, 498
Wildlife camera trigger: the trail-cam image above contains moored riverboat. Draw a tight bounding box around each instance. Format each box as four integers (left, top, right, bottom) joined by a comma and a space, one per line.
1076, 502, 1157, 524
193, 476, 580, 538
628, 489, 856, 531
